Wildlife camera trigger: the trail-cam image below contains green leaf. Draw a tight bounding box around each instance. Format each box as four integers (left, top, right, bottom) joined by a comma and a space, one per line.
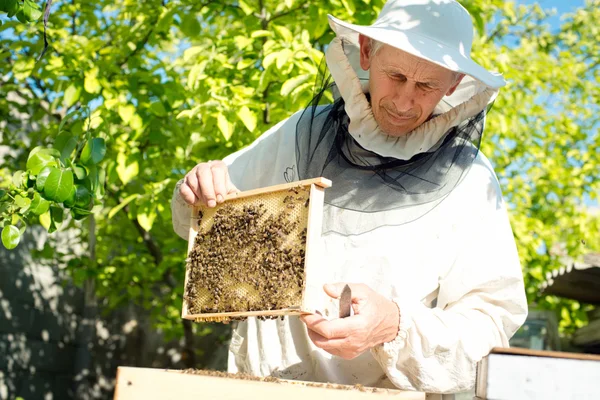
217, 114, 233, 141
23, 0, 42, 22
137, 208, 156, 231
274, 25, 293, 42
71, 207, 93, 220
50, 205, 64, 224
43, 168, 74, 203
63, 84, 82, 108
80, 138, 106, 165
36, 167, 53, 191
181, 14, 200, 37
1, 225, 20, 250
236, 59, 255, 70
12, 170, 26, 187
27, 151, 57, 175
86, 164, 99, 191
73, 185, 92, 208
84, 68, 101, 94
340, 0, 355, 16
149, 101, 167, 117
236, 106, 257, 132
281, 74, 311, 96
13, 58, 35, 80
29, 146, 61, 160
0, 189, 6, 200
95, 167, 105, 200
116, 152, 139, 185
30, 193, 50, 215
14, 195, 31, 213
263, 52, 279, 69
1, 0, 19, 16
63, 185, 77, 208
238, 0, 253, 15
39, 211, 51, 231
251, 30, 272, 38
54, 131, 79, 162
118, 104, 135, 124
108, 194, 139, 219
276, 49, 293, 70
73, 164, 87, 180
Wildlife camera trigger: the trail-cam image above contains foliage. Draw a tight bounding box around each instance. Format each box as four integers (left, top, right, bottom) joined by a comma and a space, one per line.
0, 0, 598, 351
0, 107, 105, 249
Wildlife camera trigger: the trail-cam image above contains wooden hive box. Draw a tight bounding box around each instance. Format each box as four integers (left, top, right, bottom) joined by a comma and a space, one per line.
114, 367, 429, 399
182, 178, 332, 322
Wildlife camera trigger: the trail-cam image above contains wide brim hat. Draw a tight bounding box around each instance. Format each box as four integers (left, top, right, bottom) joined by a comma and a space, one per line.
327, 0, 506, 89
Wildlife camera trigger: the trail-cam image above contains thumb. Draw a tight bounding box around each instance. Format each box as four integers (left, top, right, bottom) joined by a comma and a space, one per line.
323, 283, 347, 299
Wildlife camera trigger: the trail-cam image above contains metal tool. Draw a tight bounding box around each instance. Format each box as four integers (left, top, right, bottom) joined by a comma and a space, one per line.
339, 284, 352, 318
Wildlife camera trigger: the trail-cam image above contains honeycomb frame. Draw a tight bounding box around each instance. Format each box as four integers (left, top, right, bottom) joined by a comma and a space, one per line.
182, 177, 332, 322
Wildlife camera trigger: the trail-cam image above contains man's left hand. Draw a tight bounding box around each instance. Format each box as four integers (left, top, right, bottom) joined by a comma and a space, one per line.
300, 283, 400, 360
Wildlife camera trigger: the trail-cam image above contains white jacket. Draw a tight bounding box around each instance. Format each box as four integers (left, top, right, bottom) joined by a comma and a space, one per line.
171, 38, 527, 396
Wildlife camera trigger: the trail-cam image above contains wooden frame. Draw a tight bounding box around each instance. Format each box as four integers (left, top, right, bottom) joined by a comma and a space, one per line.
113, 367, 428, 400
182, 178, 332, 321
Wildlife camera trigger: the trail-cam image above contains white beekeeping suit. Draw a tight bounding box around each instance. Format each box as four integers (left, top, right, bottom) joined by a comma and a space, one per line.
172, 0, 527, 397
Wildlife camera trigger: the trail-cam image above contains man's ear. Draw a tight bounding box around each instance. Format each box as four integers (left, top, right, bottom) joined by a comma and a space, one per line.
358, 34, 372, 71
446, 74, 465, 96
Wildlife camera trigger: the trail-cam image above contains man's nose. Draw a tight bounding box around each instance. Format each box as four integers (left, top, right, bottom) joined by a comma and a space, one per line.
392, 82, 416, 113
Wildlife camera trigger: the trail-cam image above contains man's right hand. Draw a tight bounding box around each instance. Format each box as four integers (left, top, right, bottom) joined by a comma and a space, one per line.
179, 160, 238, 207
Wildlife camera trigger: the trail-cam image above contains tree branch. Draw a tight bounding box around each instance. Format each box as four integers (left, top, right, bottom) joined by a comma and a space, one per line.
71, 0, 76, 36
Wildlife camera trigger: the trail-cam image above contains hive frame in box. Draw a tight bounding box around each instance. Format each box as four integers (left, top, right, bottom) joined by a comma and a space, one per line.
182, 177, 332, 322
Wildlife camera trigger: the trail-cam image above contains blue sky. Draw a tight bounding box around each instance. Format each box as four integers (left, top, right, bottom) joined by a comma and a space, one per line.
517, 0, 585, 29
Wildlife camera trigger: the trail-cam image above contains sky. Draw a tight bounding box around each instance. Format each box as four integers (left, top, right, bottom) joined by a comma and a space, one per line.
516, 0, 586, 29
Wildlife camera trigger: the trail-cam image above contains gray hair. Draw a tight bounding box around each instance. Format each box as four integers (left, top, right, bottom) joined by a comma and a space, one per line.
368, 38, 462, 83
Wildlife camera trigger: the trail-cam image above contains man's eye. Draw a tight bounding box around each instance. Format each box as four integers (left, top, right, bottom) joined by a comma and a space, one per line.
418, 83, 434, 90
390, 74, 406, 81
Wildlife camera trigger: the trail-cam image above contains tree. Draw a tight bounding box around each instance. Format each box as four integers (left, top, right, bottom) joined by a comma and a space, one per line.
0, 0, 598, 363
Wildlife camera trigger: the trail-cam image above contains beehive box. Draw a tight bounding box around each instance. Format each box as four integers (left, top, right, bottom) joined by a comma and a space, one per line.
113, 367, 428, 399
182, 178, 332, 322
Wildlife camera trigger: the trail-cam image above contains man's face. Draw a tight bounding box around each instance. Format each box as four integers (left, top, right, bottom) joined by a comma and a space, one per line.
358, 35, 464, 137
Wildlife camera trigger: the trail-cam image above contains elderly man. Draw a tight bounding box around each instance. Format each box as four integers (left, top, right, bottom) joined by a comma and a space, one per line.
171, 0, 527, 396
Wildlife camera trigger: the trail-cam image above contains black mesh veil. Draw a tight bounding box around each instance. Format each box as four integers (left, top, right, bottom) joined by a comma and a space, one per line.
295, 62, 491, 235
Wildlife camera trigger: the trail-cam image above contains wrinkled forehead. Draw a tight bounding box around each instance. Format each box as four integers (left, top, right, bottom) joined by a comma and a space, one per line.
373, 43, 457, 81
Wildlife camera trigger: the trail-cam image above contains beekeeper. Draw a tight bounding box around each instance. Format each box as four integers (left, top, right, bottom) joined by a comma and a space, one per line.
171, 0, 528, 396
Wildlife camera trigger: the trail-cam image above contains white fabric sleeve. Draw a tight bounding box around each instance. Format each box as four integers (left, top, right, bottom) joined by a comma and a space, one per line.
370, 158, 528, 394
171, 112, 301, 240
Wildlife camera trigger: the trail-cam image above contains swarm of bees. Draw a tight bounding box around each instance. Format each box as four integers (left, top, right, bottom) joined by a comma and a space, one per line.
184, 187, 310, 319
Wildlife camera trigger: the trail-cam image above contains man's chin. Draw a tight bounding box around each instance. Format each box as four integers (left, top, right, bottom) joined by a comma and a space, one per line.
379, 123, 413, 137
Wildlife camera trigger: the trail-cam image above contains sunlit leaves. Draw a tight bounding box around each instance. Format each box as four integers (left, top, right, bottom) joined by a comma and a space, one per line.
1, 225, 20, 250
43, 168, 74, 202
80, 138, 106, 165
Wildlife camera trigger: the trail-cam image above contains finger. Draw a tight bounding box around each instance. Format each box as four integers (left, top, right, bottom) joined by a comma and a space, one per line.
307, 330, 357, 359
301, 314, 355, 339
210, 163, 228, 204
197, 165, 217, 207
323, 283, 346, 299
307, 330, 342, 354
184, 172, 202, 203
180, 182, 199, 205
324, 283, 368, 301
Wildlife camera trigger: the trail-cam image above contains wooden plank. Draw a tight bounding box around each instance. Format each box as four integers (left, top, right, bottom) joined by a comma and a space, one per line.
114, 367, 427, 400
183, 308, 308, 321
190, 178, 333, 215
490, 346, 600, 361
302, 184, 325, 313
